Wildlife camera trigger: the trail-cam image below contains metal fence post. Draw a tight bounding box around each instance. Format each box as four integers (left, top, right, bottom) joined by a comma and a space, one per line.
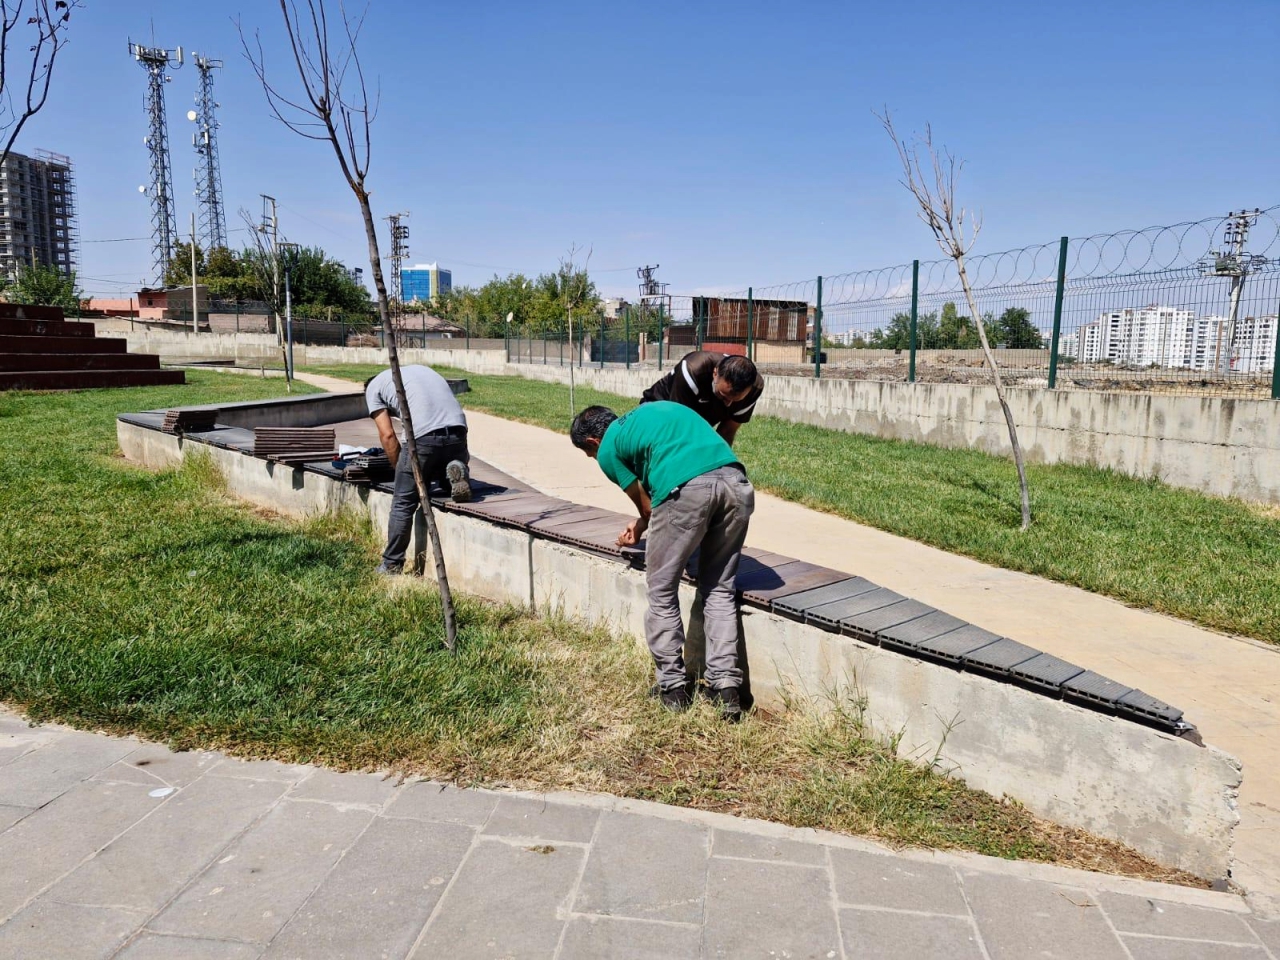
747, 287, 754, 361
625, 310, 631, 369
543, 329, 548, 364
465, 315, 470, 351
1048, 236, 1069, 388
599, 315, 606, 369
1272, 301, 1280, 400
909, 259, 919, 382
814, 276, 823, 378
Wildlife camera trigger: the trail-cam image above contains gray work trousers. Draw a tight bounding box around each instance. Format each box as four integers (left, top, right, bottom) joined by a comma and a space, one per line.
644, 465, 755, 691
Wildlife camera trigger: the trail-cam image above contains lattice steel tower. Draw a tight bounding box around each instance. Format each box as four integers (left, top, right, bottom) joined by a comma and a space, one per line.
190, 54, 227, 253
129, 40, 183, 283
385, 212, 410, 324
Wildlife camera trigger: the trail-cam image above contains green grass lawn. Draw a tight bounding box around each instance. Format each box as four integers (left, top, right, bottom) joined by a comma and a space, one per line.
0, 371, 1193, 881
302, 362, 1280, 644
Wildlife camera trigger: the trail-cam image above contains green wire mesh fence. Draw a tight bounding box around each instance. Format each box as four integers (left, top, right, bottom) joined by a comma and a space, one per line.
504, 206, 1280, 399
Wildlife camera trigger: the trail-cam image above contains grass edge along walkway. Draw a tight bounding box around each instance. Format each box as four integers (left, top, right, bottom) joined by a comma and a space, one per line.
301, 362, 1280, 646
0, 373, 1197, 886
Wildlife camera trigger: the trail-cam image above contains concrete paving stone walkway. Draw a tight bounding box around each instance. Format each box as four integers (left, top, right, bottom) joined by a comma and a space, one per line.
2, 708, 1277, 960
452, 407, 1280, 918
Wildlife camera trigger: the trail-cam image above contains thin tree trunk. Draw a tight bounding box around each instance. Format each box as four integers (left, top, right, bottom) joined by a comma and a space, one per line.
954, 258, 1031, 530
356, 188, 458, 651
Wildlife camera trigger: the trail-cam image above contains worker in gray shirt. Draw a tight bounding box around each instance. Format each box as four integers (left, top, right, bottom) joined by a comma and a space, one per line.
365, 365, 471, 575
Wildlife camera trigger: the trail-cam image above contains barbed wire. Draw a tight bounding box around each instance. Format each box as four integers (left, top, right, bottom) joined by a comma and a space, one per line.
702, 205, 1280, 307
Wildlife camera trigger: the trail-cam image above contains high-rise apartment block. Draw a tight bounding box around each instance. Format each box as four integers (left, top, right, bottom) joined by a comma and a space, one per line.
1071, 304, 1276, 372
0, 149, 77, 282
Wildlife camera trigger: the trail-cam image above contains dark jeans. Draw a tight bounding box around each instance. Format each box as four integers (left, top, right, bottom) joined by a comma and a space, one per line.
382, 434, 469, 568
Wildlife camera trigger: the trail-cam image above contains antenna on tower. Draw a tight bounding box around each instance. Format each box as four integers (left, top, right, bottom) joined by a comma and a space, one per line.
189, 53, 227, 253
129, 39, 183, 284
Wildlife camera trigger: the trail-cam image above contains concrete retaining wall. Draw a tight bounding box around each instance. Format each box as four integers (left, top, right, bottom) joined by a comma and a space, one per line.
506, 361, 1280, 505
103, 328, 511, 375
117, 418, 1242, 879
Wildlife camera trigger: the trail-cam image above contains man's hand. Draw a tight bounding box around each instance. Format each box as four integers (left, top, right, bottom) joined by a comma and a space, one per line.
617, 515, 648, 547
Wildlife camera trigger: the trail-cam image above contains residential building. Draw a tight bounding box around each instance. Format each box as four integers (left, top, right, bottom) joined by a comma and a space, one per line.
1229, 314, 1278, 373
1074, 305, 1197, 367
601, 297, 630, 319
1068, 305, 1277, 372
401, 262, 451, 303
0, 149, 77, 282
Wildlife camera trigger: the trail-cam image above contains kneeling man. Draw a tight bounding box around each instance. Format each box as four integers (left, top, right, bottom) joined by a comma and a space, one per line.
570, 401, 755, 719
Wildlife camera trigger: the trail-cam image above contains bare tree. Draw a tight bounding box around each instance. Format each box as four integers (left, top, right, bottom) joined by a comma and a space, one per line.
879, 111, 1032, 531
241, 1, 460, 650
0, 1, 80, 170
559, 243, 592, 415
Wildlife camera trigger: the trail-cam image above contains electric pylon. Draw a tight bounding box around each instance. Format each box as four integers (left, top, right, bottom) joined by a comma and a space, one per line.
129, 40, 183, 284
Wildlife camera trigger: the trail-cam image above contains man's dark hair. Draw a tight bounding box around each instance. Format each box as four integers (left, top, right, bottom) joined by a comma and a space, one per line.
570, 405, 618, 450
717, 354, 757, 391
363, 374, 378, 390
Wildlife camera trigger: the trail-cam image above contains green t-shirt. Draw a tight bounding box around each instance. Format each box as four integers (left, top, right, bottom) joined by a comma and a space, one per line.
596, 401, 740, 507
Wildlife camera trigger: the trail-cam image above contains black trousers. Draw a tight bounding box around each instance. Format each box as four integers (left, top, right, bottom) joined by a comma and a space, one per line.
382, 435, 469, 568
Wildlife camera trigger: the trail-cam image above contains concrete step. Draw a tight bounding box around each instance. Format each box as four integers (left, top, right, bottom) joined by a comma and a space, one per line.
0, 334, 128, 354
0, 317, 98, 338
0, 302, 65, 322
0, 369, 186, 391
0, 352, 163, 371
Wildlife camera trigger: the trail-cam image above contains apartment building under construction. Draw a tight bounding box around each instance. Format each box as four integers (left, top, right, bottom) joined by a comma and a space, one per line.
0, 149, 77, 282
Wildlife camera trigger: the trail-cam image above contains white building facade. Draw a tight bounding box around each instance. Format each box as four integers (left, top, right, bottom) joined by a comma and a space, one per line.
1070, 305, 1275, 372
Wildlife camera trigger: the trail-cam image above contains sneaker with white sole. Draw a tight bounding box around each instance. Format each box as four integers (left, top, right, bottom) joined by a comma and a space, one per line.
446, 460, 472, 502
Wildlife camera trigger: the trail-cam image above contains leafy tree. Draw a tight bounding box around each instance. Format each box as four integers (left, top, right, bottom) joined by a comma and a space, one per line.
7, 263, 81, 309
996, 306, 1043, 349
163, 241, 205, 288
161, 242, 371, 318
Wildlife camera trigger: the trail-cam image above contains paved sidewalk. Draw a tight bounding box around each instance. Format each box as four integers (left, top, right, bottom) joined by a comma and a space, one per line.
1, 709, 1276, 960
458, 409, 1280, 916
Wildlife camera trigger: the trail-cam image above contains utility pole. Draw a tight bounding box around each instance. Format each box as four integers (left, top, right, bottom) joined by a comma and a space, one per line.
637, 264, 669, 368
1207, 210, 1264, 376
280, 241, 299, 378
258, 194, 288, 385
385, 212, 409, 343
190, 211, 198, 334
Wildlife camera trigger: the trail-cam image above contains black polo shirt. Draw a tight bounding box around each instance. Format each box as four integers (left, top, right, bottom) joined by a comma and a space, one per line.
639, 351, 764, 427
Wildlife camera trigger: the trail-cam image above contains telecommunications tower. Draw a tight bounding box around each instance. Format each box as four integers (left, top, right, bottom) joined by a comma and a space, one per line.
386, 212, 410, 324
129, 40, 183, 284
189, 54, 227, 252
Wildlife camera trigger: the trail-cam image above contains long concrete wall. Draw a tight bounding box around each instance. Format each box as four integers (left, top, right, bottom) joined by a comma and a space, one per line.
107, 328, 1280, 504
102, 328, 512, 375
506, 361, 1280, 505
117, 418, 1241, 879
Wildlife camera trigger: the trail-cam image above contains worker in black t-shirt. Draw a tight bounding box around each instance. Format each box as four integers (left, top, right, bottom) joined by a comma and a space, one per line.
639, 351, 764, 446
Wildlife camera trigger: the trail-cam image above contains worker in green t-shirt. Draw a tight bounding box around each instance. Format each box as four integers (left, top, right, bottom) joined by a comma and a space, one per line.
570, 401, 756, 720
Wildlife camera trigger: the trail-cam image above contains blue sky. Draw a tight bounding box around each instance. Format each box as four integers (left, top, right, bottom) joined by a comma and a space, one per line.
17, 0, 1279, 298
